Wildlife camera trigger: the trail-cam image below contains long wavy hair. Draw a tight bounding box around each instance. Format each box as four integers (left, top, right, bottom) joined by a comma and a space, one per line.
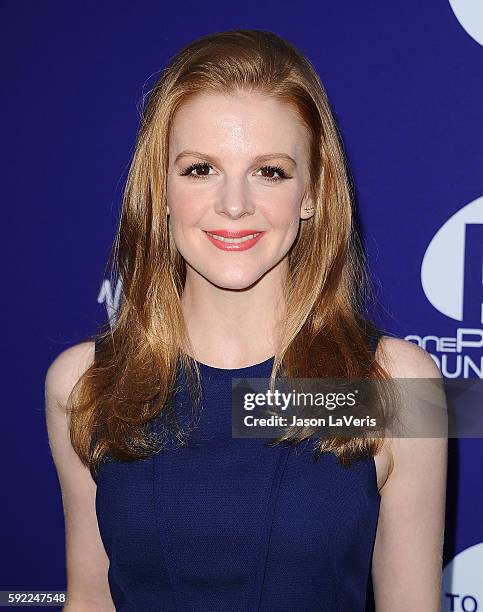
68, 28, 395, 481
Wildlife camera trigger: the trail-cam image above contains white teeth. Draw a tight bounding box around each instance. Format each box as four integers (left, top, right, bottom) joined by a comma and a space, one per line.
206, 232, 260, 244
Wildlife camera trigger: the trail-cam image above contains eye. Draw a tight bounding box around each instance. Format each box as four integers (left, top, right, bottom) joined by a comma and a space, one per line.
178, 162, 292, 183
255, 165, 291, 182
179, 162, 214, 180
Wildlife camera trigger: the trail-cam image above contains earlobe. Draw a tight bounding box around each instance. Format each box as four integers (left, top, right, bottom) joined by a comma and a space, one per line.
300, 184, 315, 218
301, 197, 315, 219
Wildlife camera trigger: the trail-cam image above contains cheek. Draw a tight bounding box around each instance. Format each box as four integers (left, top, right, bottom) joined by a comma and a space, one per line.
166, 182, 207, 228
263, 191, 302, 233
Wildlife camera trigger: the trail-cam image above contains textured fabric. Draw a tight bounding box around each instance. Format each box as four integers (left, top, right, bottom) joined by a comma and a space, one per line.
94, 332, 382, 611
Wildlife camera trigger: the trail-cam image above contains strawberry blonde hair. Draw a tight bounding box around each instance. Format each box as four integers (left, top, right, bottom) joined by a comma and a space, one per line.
67, 29, 394, 480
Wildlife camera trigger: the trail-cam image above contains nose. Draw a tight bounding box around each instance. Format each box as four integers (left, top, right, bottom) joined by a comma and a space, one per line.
214, 174, 255, 219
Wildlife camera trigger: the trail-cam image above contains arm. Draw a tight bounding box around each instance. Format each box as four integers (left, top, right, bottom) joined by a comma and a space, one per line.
371, 337, 448, 611
45, 342, 115, 611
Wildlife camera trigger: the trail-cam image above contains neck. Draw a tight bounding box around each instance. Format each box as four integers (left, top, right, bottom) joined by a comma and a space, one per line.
181, 264, 286, 369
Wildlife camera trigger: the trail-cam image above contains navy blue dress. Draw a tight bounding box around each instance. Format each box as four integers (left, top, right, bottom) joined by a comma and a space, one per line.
93, 334, 382, 611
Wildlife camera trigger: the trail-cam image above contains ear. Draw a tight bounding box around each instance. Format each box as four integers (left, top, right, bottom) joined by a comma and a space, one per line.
300, 193, 315, 220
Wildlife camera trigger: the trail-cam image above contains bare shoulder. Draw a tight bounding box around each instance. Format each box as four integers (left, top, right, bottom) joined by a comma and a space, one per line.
372, 336, 446, 493
375, 335, 442, 379
45, 341, 95, 411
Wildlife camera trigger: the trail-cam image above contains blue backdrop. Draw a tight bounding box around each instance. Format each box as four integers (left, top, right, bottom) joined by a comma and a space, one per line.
2, 1, 482, 609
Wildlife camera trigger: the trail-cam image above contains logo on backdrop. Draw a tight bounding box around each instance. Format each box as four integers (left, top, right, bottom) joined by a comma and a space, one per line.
448, 0, 483, 47
406, 198, 483, 379
442, 542, 483, 611
98, 278, 122, 327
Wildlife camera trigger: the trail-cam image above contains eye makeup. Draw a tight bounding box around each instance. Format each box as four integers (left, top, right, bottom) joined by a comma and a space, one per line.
178, 162, 292, 183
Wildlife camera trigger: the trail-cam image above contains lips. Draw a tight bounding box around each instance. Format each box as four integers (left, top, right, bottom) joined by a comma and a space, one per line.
203, 229, 265, 251
205, 229, 261, 238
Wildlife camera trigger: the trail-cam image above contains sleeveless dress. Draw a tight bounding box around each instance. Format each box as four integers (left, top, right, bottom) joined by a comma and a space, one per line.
93, 332, 382, 611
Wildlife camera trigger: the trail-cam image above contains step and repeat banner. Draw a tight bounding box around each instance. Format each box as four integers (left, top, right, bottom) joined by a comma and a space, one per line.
2, 1, 481, 609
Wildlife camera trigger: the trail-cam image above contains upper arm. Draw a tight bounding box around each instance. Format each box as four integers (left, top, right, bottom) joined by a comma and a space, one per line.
45, 341, 115, 611
371, 337, 448, 611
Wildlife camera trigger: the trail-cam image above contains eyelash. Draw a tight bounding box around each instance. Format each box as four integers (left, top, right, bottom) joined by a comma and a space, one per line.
179, 162, 291, 183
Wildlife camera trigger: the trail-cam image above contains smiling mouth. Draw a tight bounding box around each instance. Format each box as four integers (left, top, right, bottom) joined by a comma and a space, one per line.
203, 229, 266, 251
205, 231, 261, 244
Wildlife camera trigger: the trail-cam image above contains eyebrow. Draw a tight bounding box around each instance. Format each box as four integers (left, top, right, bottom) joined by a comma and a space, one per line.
174, 150, 297, 166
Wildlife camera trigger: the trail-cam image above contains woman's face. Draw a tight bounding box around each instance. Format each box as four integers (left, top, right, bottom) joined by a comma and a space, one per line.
166, 90, 314, 290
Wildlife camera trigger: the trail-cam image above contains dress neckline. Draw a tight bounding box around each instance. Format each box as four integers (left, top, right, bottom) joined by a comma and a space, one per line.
192, 354, 275, 375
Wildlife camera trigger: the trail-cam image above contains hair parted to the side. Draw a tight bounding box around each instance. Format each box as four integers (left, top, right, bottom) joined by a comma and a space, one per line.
67, 28, 396, 482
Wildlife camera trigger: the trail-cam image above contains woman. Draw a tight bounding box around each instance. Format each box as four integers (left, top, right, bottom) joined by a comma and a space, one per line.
45, 29, 447, 611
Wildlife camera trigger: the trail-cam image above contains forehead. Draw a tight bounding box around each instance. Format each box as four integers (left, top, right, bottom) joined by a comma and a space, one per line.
168, 90, 309, 158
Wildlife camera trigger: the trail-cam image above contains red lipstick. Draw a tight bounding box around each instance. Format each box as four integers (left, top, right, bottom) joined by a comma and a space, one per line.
203, 229, 265, 251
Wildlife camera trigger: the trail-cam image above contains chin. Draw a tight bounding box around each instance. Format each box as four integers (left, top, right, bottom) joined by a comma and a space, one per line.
202, 265, 266, 291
